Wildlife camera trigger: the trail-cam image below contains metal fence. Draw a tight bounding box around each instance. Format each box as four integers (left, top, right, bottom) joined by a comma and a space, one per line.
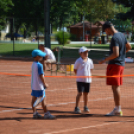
0, 8, 133, 57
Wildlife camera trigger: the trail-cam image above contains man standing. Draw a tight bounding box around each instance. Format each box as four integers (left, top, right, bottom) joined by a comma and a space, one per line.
39, 44, 56, 71
100, 21, 131, 116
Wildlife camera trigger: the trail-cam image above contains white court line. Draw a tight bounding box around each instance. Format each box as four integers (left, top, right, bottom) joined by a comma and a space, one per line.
0, 82, 30, 84
0, 88, 76, 97
46, 94, 134, 107
0, 70, 30, 71
0, 95, 133, 114
0, 87, 76, 97
0, 92, 30, 96
0, 107, 31, 113
44, 122, 120, 134
0, 64, 30, 66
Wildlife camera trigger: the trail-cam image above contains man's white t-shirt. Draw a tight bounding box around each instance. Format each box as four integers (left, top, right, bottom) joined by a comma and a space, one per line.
74, 57, 94, 83
44, 47, 56, 61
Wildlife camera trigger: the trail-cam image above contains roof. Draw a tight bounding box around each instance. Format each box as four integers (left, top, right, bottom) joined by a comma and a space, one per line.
69, 21, 101, 29
94, 21, 105, 26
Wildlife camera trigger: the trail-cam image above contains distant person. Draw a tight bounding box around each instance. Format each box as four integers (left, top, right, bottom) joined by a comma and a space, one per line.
39, 44, 56, 71
31, 38, 36, 42
99, 21, 131, 116
74, 46, 94, 114
94, 33, 99, 44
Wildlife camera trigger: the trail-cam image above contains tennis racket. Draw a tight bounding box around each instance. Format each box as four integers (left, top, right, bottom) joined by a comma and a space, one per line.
33, 90, 46, 107
33, 96, 45, 107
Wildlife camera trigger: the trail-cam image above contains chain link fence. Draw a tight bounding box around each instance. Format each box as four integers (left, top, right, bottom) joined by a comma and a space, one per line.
0, 14, 133, 58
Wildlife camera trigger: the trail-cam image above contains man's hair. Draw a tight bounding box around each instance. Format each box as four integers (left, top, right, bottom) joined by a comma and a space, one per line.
102, 21, 113, 32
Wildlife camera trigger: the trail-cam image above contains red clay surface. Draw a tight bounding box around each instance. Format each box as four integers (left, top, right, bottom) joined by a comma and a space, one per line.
0, 59, 134, 134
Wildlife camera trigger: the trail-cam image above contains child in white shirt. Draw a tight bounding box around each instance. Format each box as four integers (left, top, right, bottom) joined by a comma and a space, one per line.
74, 47, 94, 113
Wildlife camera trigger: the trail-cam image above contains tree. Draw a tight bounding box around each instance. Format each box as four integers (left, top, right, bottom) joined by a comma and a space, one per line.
50, 0, 77, 29
8, 0, 44, 38
50, 0, 118, 30
112, 0, 134, 20
0, 0, 13, 31
82, 0, 117, 21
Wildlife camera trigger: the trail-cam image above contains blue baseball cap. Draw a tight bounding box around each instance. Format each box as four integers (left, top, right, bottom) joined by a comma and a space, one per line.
32, 49, 46, 57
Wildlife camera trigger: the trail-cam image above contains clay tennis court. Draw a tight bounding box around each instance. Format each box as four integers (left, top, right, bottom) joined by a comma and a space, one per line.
0, 59, 134, 134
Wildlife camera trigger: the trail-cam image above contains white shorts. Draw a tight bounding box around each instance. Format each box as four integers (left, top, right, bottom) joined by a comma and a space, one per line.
45, 59, 56, 63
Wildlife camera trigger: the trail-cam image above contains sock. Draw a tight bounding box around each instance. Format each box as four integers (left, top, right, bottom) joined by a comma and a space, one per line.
115, 106, 121, 111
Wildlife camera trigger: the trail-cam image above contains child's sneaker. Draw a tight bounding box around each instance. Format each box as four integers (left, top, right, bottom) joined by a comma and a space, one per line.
44, 113, 56, 119
106, 108, 123, 116
83, 106, 89, 112
74, 107, 81, 114
33, 112, 42, 119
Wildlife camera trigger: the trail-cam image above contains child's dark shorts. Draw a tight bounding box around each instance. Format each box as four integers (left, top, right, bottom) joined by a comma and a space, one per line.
77, 82, 90, 93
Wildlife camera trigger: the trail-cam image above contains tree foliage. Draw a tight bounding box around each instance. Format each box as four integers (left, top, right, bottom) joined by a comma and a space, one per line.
1, 0, 132, 36
0, 0, 13, 30
112, 0, 134, 20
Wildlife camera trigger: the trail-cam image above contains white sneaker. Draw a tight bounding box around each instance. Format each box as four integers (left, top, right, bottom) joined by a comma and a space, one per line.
44, 113, 56, 119
74, 107, 81, 114
83, 106, 90, 113
106, 108, 123, 116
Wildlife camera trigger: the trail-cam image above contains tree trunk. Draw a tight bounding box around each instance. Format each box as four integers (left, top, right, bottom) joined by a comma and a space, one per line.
59, 17, 63, 30
9, 19, 14, 41
24, 30, 27, 39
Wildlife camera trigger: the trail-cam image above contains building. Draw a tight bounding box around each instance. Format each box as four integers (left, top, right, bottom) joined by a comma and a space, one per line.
69, 21, 103, 41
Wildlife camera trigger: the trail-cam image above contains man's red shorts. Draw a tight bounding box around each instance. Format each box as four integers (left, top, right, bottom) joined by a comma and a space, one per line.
106, 64, 124, 86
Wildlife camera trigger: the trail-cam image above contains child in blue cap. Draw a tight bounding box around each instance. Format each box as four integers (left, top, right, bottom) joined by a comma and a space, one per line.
31, 49, 55, 119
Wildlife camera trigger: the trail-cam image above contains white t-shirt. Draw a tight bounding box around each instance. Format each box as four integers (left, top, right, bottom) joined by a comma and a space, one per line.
44, 47, 56, 61
74, 57, 94, 83
31, 61, 44, 90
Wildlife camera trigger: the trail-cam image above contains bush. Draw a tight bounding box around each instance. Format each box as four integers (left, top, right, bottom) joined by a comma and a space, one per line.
70, 34, 77, 41
55, 31, 70, 45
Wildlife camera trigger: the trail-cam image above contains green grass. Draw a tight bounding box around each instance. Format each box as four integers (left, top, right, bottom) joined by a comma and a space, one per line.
0, 42, 134, 58
0, 43, 61, 56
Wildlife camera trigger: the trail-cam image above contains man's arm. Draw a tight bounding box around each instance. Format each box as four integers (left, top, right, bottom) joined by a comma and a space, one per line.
126, 42, 132, 53
99, 46, 119, 64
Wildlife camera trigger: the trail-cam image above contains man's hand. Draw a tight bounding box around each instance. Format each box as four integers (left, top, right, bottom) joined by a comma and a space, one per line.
99, 59, 105, 64
126, 42, 132, 53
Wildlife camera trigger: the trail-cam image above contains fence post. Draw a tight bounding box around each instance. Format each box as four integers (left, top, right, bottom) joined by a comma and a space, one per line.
13, 18, 15, 56
57, 47, 61, 63
44, 0, 51, 48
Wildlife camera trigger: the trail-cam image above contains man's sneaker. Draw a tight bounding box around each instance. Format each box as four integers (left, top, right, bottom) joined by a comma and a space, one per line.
33, 112, 42, 119
74, 107, 81, 114
44, 113, 56, 119
84, 106, 89, 112
106, 108, 123, 116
